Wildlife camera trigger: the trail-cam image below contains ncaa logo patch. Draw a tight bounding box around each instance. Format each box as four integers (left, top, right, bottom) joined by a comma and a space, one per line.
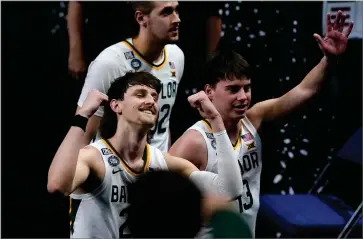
108, 155, 120, 167
101, 148, 112, 155
206, 132, 216, 150
124, 51, 135, 60
131, 59, 142, 70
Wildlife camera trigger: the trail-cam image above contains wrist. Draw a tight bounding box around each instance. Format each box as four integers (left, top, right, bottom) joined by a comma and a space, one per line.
72, 114, 89, 132
69, 41, 83, 53
209, 115, 225, 132
77, 110, 90, 119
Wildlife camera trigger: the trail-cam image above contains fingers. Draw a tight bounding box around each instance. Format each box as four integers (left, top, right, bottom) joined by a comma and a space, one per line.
344, 21, 354, 37
313, 33, 324, 45
333, 10, 342, 30
338, 13, 346, 32
89, 89, 109, 101
326, 13, 332, 32
99, 92, 109, 101
188, 91, 208, 111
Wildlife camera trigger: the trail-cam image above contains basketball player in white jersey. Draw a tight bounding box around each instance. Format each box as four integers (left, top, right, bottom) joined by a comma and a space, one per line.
48, 72, 244, 238
169, 11, 353, 237
76, 1, 184, 152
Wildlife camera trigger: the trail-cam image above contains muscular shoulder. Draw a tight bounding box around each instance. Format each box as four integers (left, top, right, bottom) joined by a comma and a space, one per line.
79, 145, 104, 174
169, 129, 207, 169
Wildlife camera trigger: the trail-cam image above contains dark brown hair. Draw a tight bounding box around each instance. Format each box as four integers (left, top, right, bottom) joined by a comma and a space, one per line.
201, 50, 251, 88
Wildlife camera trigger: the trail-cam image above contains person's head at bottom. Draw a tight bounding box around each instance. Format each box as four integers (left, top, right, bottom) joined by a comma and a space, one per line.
128, 170, 203, 238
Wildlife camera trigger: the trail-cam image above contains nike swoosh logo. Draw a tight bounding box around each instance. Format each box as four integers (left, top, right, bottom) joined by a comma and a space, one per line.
112, 168, 123, 174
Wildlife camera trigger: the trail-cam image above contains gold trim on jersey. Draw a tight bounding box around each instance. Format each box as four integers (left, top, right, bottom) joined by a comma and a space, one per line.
122, 40, 168, 70
201, 119, 241, 150
69, 197, 72, 226
101, 138, 151, 177
69, 197, 81, 234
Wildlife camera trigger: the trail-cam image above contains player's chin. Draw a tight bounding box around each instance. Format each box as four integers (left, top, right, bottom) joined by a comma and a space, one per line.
231, 111, 246, 120
141, 115, 157, 126
167, 34, 179, 43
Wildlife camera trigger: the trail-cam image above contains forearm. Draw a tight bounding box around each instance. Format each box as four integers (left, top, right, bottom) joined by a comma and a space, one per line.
214, 130, 243, 197
206, 16, 222, 54
189, 118, 243, 198
48, 126, 87, 193
67, 1, 83, 50
299, 56, 331, 93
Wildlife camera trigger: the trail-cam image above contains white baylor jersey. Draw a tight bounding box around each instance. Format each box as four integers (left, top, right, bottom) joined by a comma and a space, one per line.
69, 139, 168, 238
78, 38, 185, 152
188, 117, 262, 237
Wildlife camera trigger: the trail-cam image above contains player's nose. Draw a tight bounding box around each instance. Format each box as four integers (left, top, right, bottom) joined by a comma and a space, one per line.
172, 12, 181, 24
237, 89, 248, 101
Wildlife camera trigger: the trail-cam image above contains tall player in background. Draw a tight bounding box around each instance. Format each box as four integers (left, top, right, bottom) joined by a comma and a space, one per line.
75, 1, 184, 152
48, 72, 243, 238
170, 11, 353, 237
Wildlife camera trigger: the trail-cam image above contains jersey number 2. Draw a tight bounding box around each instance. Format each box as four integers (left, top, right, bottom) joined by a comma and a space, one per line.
150, 104, 171, 135
119, 207, 131, 238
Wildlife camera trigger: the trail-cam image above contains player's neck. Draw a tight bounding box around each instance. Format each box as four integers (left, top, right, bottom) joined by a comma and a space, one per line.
133, 32, 164, 63
109, 123, 148, 162
224, 119, 242, 144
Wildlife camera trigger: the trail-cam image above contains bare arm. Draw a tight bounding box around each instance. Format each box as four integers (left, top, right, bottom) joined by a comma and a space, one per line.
67, 1, 83, 55
47, 126, 91, 196
169, 130, 207, 170
67, 1, 87, 79
206, 15, 222, 54
48, 90, 108, 196
247, 11, 353, 131
247, 57, 330, 130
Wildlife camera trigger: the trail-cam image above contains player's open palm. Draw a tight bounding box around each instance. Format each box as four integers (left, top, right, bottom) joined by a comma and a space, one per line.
314, 10, 354, 57
188, 91, 220, 120
78, 90, 108, 118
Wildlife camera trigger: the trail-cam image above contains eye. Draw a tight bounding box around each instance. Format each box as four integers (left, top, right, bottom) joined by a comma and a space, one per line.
136, 92, 145, 98
228, 86, 241, 94
161, 7, 173, 16
243, 84, 251, 92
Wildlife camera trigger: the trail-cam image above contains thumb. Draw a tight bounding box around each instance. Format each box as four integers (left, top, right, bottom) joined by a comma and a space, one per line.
313, 33, 324, 45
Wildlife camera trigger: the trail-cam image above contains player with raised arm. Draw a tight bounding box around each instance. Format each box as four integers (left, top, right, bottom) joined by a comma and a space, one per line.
169, 11, 354, 237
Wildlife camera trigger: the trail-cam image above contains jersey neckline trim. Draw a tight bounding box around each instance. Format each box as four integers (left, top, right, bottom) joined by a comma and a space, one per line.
122, 39, 167, 70
101, 138, 151, 176
201, 119, 242, 150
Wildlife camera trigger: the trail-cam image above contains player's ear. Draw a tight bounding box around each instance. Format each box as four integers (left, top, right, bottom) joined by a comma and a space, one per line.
110, 99, 122, 114
135, 11, 148, 27
204, 84, 214, 101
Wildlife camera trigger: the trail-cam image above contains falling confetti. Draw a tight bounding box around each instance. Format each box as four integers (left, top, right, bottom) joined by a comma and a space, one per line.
273, 174, 283, 184
300, 149, 308, 156
288, 152, 294, 158
283, 138, 291, 144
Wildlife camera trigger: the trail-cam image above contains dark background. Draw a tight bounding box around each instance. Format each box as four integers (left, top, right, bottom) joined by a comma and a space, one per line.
2, 1, 362, 237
